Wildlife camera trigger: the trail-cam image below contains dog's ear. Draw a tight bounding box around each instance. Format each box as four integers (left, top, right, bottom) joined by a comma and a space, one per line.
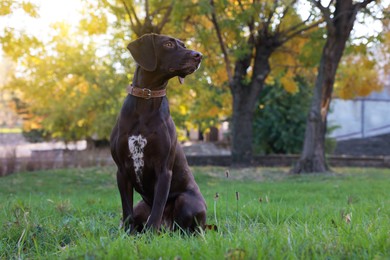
127, 34, 157, 72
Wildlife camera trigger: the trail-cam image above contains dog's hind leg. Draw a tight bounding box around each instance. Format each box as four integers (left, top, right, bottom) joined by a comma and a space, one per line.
172, 192, 206, 233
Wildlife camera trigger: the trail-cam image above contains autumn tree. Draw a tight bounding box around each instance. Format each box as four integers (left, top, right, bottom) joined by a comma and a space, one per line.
1, 22, 126, 143
190, 0, 321, 165
1, 1, 127, 144
292, 0, 383, 173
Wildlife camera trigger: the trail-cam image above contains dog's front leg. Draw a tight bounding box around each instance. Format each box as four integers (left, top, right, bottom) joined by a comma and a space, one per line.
145, 169, 172, 231
116, 170, 134, 233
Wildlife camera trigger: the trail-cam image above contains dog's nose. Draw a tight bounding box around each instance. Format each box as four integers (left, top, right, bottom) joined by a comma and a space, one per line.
191, 51, 203, 61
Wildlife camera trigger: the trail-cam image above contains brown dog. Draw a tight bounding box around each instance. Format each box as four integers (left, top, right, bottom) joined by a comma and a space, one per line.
110, 33, 206, 233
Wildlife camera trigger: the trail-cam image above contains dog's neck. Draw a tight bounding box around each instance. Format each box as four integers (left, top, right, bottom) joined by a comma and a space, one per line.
132, 65, 169, 90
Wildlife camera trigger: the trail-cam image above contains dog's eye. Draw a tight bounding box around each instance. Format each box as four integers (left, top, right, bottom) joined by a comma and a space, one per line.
164, 42, 174, 48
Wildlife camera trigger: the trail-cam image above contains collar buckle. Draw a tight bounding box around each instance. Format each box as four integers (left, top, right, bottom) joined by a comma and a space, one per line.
142, 88, 152, 99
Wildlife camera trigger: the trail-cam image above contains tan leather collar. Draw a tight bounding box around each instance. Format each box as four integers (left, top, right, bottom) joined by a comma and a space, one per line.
127, 85, 166, 99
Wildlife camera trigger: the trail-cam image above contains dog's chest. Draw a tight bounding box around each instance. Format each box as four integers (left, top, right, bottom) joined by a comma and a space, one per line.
128, 134, 147, 188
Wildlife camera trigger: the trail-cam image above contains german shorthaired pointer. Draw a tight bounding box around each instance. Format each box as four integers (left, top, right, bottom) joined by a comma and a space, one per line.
110, 33, 206, 233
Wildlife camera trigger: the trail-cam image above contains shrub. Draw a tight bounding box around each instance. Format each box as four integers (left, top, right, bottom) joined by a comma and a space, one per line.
253, 79, 311, 154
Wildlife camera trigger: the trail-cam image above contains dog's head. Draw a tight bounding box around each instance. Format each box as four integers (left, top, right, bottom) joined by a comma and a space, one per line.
127, 33, 202, 84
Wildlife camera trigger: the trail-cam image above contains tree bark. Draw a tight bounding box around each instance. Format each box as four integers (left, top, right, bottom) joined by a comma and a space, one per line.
230, 45, 272, 165
230, 84, 255, 165
292, 0, 375, 173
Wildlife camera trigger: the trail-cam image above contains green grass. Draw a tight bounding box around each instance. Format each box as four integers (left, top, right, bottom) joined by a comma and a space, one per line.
0, 167, 389, 259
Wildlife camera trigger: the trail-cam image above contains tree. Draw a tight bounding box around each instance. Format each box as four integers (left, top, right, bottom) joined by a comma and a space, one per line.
292, 0, 379, 173
194, 0, 321, 165
2, 21, 127, 143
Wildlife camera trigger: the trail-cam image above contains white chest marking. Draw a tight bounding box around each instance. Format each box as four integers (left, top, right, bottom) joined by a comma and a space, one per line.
128, 135, 147, 187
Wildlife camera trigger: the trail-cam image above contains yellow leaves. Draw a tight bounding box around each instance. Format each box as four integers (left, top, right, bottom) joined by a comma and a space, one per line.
208, 107, 220, 117
335, 54, 382, 99
77, 119, 85, 127
0, 0, 38, 17
212, 66, 229, 86
51, 22, 72, 46
269, 36, 308, 93
265, 74, 275, 85
79, 13, 108, 35
75, 79, 90, 95
21, 2, 38, 18
0, 0, 12, 16
178, 104, 187, 115
280, 70, 298, 93
23, 118, 42, 131
54, 75, 91, 99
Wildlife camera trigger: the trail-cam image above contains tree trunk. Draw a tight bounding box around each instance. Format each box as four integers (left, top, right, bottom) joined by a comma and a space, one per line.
231, 87, 255, 165
292, 0, 367, 174
292, 55, 331, 173
230, 45, 272, 165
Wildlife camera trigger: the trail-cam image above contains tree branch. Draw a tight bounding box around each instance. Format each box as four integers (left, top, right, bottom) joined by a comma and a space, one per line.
237, 0, 255, 43
355, 0, 376, 10
121, 0, 141, 32
120, 0, 133, 24
159, 3, 173, 33
145, 0, 150, 18
265, 0, 279, 33
236, 0, 245, 12
284, 13, 315, 36
310, 0, 333, 24
209, 0, 233, 84
128, 1, 141, 26
282, 0, 298, 21
281, 19, 323, 45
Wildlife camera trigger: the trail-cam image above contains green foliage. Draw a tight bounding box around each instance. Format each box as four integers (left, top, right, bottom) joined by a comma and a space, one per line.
0, 28, 41, 61
253, 79, 311, 154
2, 21, 128, 142
22, 129, 45, 143
0, 167, 389, 258
298, 27, 326, 68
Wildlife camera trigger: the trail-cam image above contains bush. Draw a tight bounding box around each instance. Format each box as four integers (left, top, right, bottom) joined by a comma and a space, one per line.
253, 79, 311, 154
22, 129, 46, 143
